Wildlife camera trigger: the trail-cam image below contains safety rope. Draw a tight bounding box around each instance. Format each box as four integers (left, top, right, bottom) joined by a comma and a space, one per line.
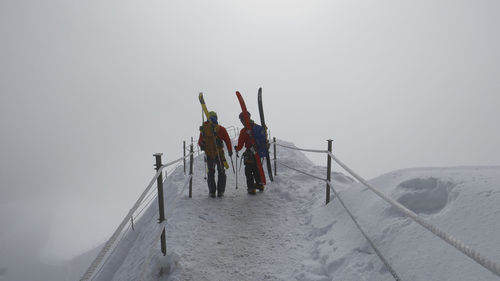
275, 142, 327, 154
277, 158, 401, 280
327, 152, 500, 278
80, 167, 164, 281
326, 181, 401, 280
135, 161, 186, 222
90, 221, 134, 280
81, 152, 194, 281
276, 141, 500, 278
179, 174, 193, 197
162, 153, 193, 169
225, 125, 240, 139
134, 190, 160, 221
185, 145, 202, 155
131, 173, 194, 281
277, 160, 326, 181
136, 173, 194, 280
138, 220, 168, 281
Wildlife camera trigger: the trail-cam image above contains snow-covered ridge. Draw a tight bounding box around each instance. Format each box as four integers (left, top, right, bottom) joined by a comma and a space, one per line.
90, 140, 500, 281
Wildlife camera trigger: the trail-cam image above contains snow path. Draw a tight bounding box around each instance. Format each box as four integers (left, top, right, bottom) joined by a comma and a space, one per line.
164, 161, 321, 280
166, 187, 304, 280
160, 141, 331, 281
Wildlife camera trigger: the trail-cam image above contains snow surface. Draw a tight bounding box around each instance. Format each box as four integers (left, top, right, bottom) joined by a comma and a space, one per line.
92, 140, 500, 281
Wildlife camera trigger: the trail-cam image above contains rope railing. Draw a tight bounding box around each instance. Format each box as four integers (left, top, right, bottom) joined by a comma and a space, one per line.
135, 160, 187, 222
326, 180, 401, 281
185, 145, 202, 154
81, 149, 196, 281
133, 189, 161, 222
84, 127, 240, 280
226, 125, 240, 139
275, 142, 327, 154
139, 172, 195, 278
138, 162, 186, 219
125, 160, 188, 235
327, 151, 500, 278
137, 174, 195, 281
275, 152, 400, 280
277, 160, 326, 181
80, 167, 165, 281
138, 220, 169, 281
163, 152, 193, 169
274, 139, 500, 279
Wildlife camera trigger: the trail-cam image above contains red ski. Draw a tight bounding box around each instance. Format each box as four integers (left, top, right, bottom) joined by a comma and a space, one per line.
235, 91, 266, 185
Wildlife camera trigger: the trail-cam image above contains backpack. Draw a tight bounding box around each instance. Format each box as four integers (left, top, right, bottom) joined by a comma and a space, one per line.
252, 123, 268, 158
200, 122, 223, 158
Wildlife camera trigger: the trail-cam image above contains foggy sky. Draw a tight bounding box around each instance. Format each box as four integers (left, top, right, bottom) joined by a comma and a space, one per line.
1, 0, 500, 272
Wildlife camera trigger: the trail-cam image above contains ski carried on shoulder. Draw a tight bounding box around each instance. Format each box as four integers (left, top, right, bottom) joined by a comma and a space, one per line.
235, 91, 266, 185
257, 87, 274, 182
198, 92, 229, 169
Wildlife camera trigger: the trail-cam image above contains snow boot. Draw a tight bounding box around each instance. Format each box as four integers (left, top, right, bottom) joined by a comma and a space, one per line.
255, 184, 264, 191
247, 188, 256, 195
209, 192, 216, 198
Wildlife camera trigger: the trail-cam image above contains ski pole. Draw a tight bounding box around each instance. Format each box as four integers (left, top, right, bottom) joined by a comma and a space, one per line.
230, 154, 235, 174
239, 155, 243, 172
235, 146, 243, 172
204, 155, 207, 180
235, 151, 238, 189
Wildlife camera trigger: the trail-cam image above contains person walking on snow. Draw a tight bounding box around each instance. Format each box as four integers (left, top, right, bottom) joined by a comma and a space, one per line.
198, 111, 233, 198
234, 112, 264, 195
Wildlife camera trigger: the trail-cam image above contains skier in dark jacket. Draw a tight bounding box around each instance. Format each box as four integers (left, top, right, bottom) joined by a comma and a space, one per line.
198, 111, 233, 197
234, 112, 264, 195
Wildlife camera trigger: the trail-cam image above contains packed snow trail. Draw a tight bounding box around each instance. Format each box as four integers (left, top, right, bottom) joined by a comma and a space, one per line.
162, 142, 329, 280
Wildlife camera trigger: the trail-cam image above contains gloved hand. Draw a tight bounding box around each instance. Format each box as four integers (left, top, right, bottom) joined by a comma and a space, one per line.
228, 150, 233, 157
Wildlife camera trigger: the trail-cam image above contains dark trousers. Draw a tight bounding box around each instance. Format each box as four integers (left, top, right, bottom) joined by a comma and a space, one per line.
207, 156, 226, 194
243, 149, 261, 190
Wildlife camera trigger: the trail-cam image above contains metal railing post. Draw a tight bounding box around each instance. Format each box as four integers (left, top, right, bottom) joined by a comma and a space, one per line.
183, 141, 186, 175
154, 153, 167, 256
326, 140, 333, 204
189, 143, 194, 198
273, 137, 277, 176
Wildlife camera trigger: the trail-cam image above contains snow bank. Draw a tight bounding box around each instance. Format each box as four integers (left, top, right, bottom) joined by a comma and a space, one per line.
304, 166, 500, 281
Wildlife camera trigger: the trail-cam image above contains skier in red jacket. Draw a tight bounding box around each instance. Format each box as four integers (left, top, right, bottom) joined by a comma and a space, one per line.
234, 112, 264, 195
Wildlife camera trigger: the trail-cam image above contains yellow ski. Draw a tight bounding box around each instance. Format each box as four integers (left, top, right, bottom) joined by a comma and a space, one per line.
198, 92, 229, 169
